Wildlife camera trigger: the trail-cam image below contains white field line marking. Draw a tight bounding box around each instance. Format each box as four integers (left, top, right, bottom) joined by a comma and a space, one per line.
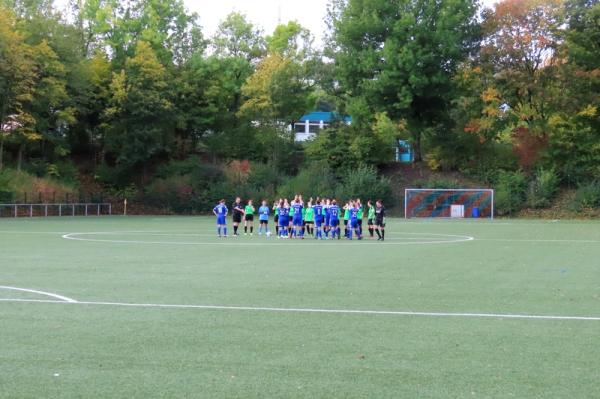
0, 297, 598, 321
3, 230, 600, 243
0, 286, 77, 303
61, 232, 475, 246
0, 231, 72, 235
476, 238, 600, 243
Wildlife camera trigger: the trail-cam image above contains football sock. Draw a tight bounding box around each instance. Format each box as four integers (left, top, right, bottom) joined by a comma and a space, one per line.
244, 226, 247, 233
217, 227, 221, 236
381, 229, 385, 240
250, 226, 253, 233
234, 226, 238, 235
223, 227, 227, 236
376, 229, 382, 239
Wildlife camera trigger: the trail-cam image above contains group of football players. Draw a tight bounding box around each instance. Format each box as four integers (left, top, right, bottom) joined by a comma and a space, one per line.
213, 195, 387, 241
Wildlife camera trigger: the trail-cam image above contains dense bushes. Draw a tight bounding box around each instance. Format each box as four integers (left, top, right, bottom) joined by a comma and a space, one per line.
144, 159, 227, 213
493, 169, 560, 215
277, 161, 336, 199
277, 163, 393, 204
570, 181, 600, 212
526, 169, 560, 209
493, 171, 527, 216
140, 157, 395, 213
0, 169, 76, 203
336, 165, 393, 204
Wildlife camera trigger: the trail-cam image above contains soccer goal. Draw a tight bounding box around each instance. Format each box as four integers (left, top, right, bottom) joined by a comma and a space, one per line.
404, 189, 494, 219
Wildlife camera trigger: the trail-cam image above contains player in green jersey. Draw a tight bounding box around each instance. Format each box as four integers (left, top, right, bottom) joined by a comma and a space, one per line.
244, 200, 255, 235
343, 202, 351, 238
304, 201, 315, 236
367, 200, 376, 238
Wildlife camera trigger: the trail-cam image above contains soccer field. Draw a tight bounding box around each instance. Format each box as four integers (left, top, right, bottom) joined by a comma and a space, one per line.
1, 216, 599, 398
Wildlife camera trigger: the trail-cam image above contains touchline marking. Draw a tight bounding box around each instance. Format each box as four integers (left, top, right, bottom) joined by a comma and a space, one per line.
61, 232, 475, 246
0, 298, 598, 321
0, 286, 77, 303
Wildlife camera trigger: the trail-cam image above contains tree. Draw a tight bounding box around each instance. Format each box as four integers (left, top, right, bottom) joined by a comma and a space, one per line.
239, 53, 312, 124
481, 0, 563, 130
266, 21, 313, 61
211, 12, 266, 63
103, 41, 173, 177
80, 0, 204, 66
0, 7, 62, 170
0, 7, 35, 169
544, 0, 600, 181
329, 0, 479, 161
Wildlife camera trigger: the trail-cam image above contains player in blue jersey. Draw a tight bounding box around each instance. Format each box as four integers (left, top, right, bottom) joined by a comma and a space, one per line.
323, 198, 331, 238
347, 200, 362, 240
278, 199, 290, 238
258, 200, 270, 236
273, 199, 281, 236
313, 198, 324, 240
328, 199, 341, 240
291, 197, 304, 239
213, 199, 228, 238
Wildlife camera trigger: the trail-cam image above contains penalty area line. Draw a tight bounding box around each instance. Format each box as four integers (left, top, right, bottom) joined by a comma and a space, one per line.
0, 298, 598, 321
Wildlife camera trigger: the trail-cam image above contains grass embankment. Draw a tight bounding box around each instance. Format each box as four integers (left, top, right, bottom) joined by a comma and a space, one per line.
0, 168, 76, 203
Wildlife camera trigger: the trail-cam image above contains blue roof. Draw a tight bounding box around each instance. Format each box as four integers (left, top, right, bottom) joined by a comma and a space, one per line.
298, 111, 352, 124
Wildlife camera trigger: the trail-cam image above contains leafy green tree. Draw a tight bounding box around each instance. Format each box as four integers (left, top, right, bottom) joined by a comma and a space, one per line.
545, 0, 600, 181
266, 21, 313, 61
81, 0, 204, 66
103, 41, 173, 176
329, 0, 479, 161
211, 12, 266, 63
239, 53, 312, 124
66, 52, 112, 157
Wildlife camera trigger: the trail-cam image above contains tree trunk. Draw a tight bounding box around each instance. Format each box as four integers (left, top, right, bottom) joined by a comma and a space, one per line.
413, 131, 423, 162
17, 143, 23, 171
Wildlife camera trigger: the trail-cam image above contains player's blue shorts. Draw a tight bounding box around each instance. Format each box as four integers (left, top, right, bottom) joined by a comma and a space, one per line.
324, 215, 330, 225
329, 218, 339, 227
293, 216, 303, 226
350, 219, 359, 229
315, 217, 323, 228
279, 216, 289, 227
216, 216, 226, 225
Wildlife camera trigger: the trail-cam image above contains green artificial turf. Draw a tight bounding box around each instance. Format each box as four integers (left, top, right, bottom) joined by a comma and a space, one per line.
0, 216, 599, 398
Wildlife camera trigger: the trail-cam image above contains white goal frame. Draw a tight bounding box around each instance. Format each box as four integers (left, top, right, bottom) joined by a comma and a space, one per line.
404, 189, 494, 220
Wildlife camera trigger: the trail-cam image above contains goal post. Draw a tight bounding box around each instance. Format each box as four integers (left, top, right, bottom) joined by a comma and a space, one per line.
404, 189, 494, 220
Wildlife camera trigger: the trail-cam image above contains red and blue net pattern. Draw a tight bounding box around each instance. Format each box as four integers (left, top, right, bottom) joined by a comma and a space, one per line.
406, 191, 492, 218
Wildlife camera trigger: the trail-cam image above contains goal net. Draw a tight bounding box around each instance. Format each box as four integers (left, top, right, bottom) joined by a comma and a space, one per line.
404, 189, 494, 219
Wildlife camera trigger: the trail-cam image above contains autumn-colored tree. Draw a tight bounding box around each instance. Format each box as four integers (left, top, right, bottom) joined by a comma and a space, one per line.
0, 7, 52, 170
481, 0, 563, 128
